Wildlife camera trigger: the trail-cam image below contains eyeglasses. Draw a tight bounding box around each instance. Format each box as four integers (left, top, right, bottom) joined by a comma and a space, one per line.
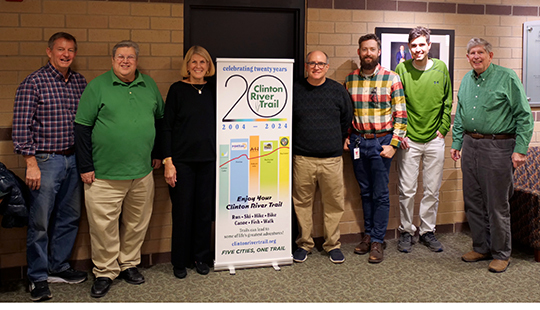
115, 54, 137, 62
306, 62, 327, 68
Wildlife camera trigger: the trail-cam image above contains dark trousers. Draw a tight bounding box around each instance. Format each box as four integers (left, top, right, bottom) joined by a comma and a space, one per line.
461, 134, 515, 260
169, 161, 215, 269
349, 133, 393, 244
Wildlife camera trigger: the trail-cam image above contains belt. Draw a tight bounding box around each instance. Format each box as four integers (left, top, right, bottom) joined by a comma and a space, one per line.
38, 148, 75, 156
361, 131, 392, 139
465, 132, 516, 140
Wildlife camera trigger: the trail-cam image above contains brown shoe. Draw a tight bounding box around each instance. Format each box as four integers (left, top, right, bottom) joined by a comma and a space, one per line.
354, 233, 371, 255
488, 259, 510, 273
461, 251, 492, 262
368, 242, 384, 263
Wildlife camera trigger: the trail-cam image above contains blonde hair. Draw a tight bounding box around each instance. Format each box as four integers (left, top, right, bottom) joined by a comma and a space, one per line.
180, 45, 215, 78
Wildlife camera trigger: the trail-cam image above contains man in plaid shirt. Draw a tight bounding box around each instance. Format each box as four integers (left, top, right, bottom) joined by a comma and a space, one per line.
12, 32, 88, 301
344, 33, 407, 264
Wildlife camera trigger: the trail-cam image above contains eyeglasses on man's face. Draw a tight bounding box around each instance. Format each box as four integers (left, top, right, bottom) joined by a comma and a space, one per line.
115, 54, 137, 62
306, 62, 327, 69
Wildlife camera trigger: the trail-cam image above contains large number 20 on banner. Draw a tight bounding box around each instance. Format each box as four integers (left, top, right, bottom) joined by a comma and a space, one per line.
215, 58, 294, 273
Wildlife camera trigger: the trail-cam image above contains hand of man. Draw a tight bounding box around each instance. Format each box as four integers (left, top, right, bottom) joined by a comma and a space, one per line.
152, 159, 162, 170
25, 159, 41, 190
450, 149, 461, 162
380, 145, 396, 158
81, 171, 95, 184
512, 152, 527, 168
436, 130, 444, 139
343, 137, 350, 151
400, 137, 410, 150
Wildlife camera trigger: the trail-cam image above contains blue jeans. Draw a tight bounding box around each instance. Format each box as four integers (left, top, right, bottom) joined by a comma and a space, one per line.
349, 133, 393, 243
26, 153, 82, 282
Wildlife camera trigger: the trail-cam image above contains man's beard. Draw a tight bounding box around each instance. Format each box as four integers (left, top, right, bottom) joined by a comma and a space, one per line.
361, 56, 379, 71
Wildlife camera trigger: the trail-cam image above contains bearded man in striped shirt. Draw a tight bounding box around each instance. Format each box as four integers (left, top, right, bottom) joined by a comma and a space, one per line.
344, 33, 407, 264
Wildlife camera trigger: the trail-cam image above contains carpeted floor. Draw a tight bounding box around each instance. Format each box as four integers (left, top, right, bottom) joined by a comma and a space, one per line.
1, 232, 539, 303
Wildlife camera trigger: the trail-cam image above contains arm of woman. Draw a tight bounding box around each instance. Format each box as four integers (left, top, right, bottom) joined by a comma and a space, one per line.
163, 157, 176, 187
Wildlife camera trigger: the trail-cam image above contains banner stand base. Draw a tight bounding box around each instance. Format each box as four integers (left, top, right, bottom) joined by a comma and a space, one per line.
214, 257, 292, 275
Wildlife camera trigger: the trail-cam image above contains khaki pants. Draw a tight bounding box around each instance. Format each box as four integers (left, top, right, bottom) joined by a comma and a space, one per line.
292, 155, 344, 252
397, 136, 445, 236
85, 172, 154, 279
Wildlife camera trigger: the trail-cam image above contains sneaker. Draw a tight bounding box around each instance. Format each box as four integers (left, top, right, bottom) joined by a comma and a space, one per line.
419, 232, 443, 252
29, 280, 52, 302
328, 249, 345, 264
293, 248, 309, 263
48, 268, 88, 284
398, 232, 413, 253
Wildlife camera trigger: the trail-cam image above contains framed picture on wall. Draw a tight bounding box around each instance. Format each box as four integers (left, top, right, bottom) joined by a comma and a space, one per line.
375, 27, 455, 87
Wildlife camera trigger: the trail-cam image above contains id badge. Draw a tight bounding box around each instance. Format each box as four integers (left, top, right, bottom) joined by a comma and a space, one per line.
354, 147, 360, 160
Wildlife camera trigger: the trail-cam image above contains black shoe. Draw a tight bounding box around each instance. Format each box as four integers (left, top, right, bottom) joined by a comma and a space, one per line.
173, 267, 187, 279
48, 268, 88, 284
195, 262, 210, 275
29, 280, 52, 302
90, 277, 112, 298
119, 267, 145, 285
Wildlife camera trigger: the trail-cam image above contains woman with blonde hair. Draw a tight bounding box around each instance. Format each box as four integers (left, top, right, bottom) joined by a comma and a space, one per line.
161, 45, 216, 279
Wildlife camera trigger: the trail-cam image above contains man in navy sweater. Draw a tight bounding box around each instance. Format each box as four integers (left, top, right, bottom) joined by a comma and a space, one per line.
291, 50, 352, 264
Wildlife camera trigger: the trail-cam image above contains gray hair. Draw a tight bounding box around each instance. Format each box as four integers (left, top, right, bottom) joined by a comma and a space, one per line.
467, 38, 492, 54
112, 40, 140, 58
305, 51, 329, 65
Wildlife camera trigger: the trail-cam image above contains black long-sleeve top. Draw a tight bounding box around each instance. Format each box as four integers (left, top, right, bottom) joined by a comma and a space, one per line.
161, 79, 216, 162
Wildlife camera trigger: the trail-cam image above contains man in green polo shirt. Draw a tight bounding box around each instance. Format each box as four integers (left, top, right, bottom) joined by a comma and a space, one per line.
451, 37, 533, 273
74, 40, 164, 297
395, 26, 452, 254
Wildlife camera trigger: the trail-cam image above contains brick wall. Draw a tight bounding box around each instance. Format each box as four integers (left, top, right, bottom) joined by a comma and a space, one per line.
1, 0, 540, 274
306, 0, 540, 241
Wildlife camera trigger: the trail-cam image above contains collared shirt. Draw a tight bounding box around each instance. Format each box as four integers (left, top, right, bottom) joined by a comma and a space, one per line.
345, 64, 407, 148
75, 69, 164, 180
452, 63, 533, 154
12, 62, 87, 155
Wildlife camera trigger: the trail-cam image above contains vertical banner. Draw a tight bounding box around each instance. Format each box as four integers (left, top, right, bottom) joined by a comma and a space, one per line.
215, 58, 294, 272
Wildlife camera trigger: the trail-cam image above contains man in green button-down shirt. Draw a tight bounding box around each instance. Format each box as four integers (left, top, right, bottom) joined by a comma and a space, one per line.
451, 38, 534, 273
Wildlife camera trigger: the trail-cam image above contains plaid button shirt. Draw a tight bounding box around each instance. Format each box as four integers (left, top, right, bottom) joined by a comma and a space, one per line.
12, 62, 87, 156
345, 64, 407, 148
